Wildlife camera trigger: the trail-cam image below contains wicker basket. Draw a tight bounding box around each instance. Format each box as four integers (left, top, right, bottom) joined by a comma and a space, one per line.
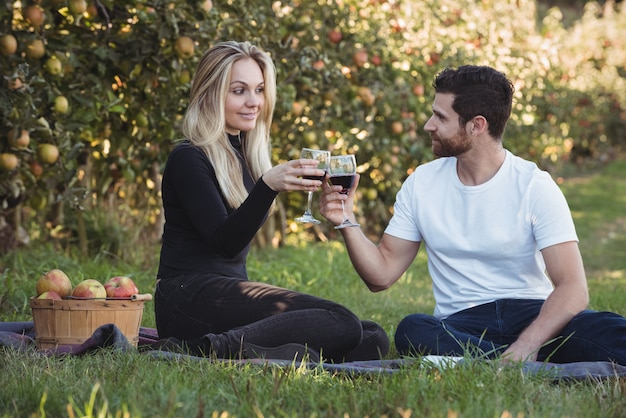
29, 294, 151, 350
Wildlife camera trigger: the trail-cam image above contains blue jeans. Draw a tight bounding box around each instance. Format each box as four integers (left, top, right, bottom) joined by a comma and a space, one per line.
395, 299, 626, 364
155, 274, 389, 362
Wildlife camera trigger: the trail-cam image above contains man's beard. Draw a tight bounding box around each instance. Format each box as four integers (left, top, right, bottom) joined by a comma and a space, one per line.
431, 128, 472, 158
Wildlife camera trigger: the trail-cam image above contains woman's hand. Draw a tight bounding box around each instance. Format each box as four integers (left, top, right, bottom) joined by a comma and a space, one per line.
319, 173, 360, 226
262, 159, 325, 193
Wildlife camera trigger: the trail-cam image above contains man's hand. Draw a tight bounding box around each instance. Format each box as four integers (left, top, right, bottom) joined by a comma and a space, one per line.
319, 173, 360, 226
501, 340, 540, 362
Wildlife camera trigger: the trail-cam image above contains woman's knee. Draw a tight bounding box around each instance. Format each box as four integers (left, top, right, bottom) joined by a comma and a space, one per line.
362, 320, 390, 356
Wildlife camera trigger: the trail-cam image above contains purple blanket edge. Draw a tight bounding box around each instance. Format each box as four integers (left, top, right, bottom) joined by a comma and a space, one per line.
2, 321, 625, 381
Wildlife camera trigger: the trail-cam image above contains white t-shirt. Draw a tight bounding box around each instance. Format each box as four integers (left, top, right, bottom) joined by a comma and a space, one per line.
385, 150, 578, 318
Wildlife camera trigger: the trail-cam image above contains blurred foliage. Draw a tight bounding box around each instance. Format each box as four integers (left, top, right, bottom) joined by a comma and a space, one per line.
1, 0, 625, 256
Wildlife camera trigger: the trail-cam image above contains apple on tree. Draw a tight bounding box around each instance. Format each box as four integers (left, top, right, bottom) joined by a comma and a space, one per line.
0, 153, 19, 172
37, 144, 59, 165
7, 128, 30, 150
0, 34, 18, 56
327, 29, 342, 44
69, 0, 88, 15
174, 36, 195, 59
36, 269, 73, 298
24, 5, 46, 28
25, 39, 45, 59
54, 96, 69, 114
72, 279, 107, 299
104, 276, 139, 298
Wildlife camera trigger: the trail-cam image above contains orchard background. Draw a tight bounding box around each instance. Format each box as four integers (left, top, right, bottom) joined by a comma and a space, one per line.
1, 0, 625, 257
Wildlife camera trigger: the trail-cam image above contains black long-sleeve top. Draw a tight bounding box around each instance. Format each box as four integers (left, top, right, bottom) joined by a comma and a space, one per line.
157, 135, 278, 279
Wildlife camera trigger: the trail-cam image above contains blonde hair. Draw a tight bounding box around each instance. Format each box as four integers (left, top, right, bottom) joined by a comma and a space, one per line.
182, 41, 277, 209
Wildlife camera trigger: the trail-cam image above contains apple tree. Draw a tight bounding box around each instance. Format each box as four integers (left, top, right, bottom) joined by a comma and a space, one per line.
1, 0, 625, 256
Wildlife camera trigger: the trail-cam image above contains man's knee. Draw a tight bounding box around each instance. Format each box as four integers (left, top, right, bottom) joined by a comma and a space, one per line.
394, 313, 441, 355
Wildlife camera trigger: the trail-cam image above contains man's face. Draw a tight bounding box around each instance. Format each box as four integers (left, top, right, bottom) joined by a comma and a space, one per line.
424, 93, 472, 158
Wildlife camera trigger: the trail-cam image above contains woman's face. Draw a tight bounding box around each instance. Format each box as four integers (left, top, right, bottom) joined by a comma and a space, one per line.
224, 58, 265, 135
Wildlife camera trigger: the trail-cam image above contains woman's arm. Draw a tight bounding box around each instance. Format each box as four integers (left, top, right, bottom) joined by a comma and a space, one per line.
164, 145, 276, 257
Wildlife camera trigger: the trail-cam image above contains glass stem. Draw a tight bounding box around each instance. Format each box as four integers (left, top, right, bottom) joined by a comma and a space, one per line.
305, 191, 314, 215
341, 199, 347, 222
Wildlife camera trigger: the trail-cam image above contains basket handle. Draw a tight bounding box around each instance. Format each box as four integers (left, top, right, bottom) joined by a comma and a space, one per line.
131, 293, 153, 301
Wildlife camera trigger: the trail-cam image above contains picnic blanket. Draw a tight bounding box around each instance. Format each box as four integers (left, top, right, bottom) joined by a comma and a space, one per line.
2, 321, 626, 382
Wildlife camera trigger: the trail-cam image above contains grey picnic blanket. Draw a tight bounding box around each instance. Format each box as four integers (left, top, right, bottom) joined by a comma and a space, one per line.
2, 321, 625, 381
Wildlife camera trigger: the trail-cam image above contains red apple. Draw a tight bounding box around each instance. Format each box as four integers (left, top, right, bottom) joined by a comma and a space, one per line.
312, 60, 325, 70
72, 279, 107, 299
37, 291, 62, 300
104, 276, 139, 298
24, 5, 46, 28
29, 160, 44, 178
352, 49, 368, 67
8, 128, 30, 150
328, 29, 342, 44
36, 269, 72, 298
412, 84, 425, 96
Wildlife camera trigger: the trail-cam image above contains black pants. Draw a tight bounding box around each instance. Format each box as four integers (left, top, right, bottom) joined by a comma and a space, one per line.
155, 274, 389, 362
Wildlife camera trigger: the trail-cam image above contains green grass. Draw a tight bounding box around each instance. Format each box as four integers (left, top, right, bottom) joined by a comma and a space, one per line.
1, 158, 626, 417
558, 159, 626, 314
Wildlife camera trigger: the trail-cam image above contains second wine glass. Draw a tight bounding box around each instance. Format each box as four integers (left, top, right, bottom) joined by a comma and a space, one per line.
329, 154, 360, 229
295, 148, 330, 224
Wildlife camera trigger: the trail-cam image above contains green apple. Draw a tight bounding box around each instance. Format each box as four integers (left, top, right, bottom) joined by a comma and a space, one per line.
53, 96, 69, 113
45, 56, 63, 75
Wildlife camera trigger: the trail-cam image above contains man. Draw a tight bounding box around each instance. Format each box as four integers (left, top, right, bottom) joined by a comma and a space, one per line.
319, 65, 626, 364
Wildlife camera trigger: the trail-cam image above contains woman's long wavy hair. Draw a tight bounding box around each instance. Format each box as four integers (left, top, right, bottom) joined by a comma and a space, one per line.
181, 41, 276, 209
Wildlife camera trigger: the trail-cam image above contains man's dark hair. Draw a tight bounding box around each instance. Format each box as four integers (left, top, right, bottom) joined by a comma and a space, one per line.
432, 65, 514, 139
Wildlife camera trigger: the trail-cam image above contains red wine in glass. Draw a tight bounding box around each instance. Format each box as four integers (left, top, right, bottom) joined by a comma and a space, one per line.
304, 173, 326, 182
330, 174, 355, 194
295, 148, 330, 224
329, 154, 360, 229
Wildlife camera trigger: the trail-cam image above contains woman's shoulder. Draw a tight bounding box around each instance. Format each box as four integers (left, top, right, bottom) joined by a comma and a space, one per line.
170, 139, 196, 153
168, 140, 205, 160
164, 140, 213, 174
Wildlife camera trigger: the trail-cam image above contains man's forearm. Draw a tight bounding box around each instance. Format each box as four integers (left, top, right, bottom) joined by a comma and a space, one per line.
505, 285, 588, 361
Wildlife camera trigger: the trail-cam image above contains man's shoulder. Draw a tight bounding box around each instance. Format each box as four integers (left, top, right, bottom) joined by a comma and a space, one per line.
398, 158, 453, 194
506, 151, 552, 180
407, 157, 454, 182
414, 156, 454, 172
506, 150, 539, 170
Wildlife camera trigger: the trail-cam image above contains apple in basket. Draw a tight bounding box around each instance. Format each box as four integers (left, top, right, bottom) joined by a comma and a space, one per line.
71, 279, 107, 299
36, 269, 73, 298
37, 290, 62, 300
104, 276, 139, 298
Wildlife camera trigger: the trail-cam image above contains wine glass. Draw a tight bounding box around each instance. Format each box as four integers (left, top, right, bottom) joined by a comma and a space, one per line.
329, 154, 360, 229
295, 148, 330, 224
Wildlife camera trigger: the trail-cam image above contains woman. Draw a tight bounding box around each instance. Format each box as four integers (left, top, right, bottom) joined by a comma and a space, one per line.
154, 41, 389, 363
